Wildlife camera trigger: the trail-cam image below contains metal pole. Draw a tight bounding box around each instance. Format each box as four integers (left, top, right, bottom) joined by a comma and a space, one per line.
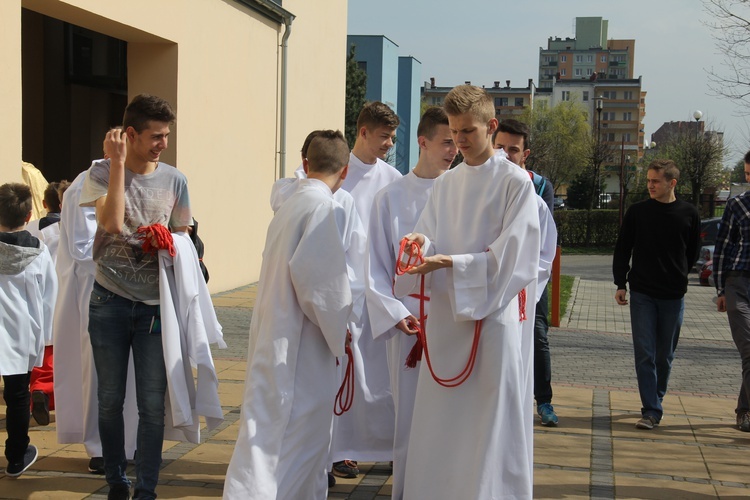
619, 136, 625, 226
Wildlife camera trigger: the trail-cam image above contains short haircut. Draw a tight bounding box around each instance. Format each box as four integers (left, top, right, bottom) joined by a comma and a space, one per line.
301, 130, 322, 158
44, 182, 63, 213
494, 119, 530, 150
648, 159, 680, 182
0, 183, 33, 229
744, 150, 750, 164
356, 101, 400, 132
443, 85, 495, 122
417, 106, 449, 139
307, 130, 350, 175
57, 180, 71, 205
122, 94, 176, 133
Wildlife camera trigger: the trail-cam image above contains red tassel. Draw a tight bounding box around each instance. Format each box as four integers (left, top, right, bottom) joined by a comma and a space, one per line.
137, 224, 176, 256
405, 336, 423, 369
518, 289, 527, 322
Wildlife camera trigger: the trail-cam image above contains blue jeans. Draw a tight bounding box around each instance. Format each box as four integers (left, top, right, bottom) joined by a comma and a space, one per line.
89, 281, 166, 500
629, 291, 684, 421
534, 286, 553, 405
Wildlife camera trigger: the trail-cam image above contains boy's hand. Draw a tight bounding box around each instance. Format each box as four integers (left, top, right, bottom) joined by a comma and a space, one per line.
407, 254, 453, 275
395, 315, 419, 336
104, 128, 127, 165
403, 232, 425, 256
615, 289, 628, 305
717, 296, 727, 313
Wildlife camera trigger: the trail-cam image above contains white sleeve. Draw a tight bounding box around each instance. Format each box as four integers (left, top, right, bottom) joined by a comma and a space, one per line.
536, 198, 557, 301
366, 193, 412, 340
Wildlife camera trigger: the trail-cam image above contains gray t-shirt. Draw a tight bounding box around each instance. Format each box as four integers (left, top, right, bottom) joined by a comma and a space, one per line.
80, 159, 192, 303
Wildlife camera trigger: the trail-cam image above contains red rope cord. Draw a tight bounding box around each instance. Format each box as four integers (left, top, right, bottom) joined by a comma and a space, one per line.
137, 224, 176, 256
334, 330, 355, 415
396, 238, 481, 387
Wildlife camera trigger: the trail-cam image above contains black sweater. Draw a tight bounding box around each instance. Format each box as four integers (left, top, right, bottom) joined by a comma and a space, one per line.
613, 198, 701, 299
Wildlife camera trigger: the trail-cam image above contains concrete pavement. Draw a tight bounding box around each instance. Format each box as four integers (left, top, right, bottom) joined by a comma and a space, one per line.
1, 257, 749, 499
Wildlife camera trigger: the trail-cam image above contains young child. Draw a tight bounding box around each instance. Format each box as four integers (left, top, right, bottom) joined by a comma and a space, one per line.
29, 180, 69, 426
223, 130, 354, 499
0, 182, 57, 477
399, 85, 541, 499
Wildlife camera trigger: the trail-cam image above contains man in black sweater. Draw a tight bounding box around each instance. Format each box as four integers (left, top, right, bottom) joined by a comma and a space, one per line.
613, 159, 701, 430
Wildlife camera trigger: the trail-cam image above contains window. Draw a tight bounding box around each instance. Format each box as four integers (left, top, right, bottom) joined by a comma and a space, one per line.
514, 97, 524, 106
605, 133, 616, 142
603, 111, 615, 121
561, 91, 570, 101
623, 112, 632, 121
601, 55, 607, 63
561, 55, 567, 62
494, 97, 502, 107
575, 54, 583, 62
587, 55, 593, 62
623, 91, 633, 100
623, 133, 632, 142
498, 97, 508, 106
575, 68, 582, 76
586, 68, 593, 76
583, 91, 589, 101
560, 68, 566, 76
603, 91, 617, 99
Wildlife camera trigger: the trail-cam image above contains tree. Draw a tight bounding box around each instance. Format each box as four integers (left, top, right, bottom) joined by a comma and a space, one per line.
704, 0, 750, 108
658, 125, 726, 207
345, 45, 367, 149
519, 100, 591, 193
731, 158, 746, 183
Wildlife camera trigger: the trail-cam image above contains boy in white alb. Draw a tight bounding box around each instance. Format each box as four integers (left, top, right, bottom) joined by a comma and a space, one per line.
328, 101, 403, 477
0, 183, 57, 477
400, 85, 541, 499
223, 130, 353, 499
366, 106, 457, 499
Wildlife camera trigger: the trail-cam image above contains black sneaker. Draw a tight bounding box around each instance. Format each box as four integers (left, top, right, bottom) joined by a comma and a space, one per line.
88, 456, 105, 474
635, 415, 659, 430
107, 485, 131, 500
6, 444, 38, 477
328, 472, 336, 488
331, 460, 359, 478
737, 411, 750, 432
31, 391, 50, 426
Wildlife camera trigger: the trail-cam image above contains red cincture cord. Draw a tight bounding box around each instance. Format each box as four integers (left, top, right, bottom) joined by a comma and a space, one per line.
137, 224, 176, 256
396, 238, 481, 387
334, 330, 354, 415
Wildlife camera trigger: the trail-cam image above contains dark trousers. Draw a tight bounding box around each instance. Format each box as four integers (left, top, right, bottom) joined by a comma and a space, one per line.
3, 372, 31, 464
534, 287, 553, 405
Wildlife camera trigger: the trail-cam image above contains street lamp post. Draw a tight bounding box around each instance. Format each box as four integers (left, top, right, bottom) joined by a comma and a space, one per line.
595, 98, 603, 209
693, 110, 702, 210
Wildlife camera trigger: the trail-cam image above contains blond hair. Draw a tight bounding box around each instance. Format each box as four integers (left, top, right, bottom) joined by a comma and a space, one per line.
443, 85, 495, 122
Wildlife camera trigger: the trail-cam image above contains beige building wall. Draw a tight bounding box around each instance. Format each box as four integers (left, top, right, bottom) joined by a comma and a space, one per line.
1, 0, 347, 292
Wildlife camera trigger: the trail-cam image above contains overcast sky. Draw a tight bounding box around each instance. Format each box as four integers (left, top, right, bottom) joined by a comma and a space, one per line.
347, 0, 749, 166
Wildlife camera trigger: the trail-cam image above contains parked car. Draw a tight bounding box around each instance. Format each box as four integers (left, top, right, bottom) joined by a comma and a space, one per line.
694, 244, 714, 274
699, 217, 721, 247
693, 217, 722, 273
699, 260, 713, 287
553, 197, 565, 210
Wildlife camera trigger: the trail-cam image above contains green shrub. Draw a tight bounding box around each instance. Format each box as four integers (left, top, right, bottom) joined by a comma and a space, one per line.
553, 209, 620, 247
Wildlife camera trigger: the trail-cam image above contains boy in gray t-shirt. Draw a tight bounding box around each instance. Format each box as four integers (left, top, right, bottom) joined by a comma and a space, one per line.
81, 159, 191, 303
79, 94, 191, 500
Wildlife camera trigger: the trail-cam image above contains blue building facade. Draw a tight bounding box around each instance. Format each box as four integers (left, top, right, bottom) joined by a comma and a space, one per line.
347, 35, 421, 173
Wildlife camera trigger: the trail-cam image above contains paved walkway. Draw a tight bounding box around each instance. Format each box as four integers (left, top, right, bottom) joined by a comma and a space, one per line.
1, 267, 749, 499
